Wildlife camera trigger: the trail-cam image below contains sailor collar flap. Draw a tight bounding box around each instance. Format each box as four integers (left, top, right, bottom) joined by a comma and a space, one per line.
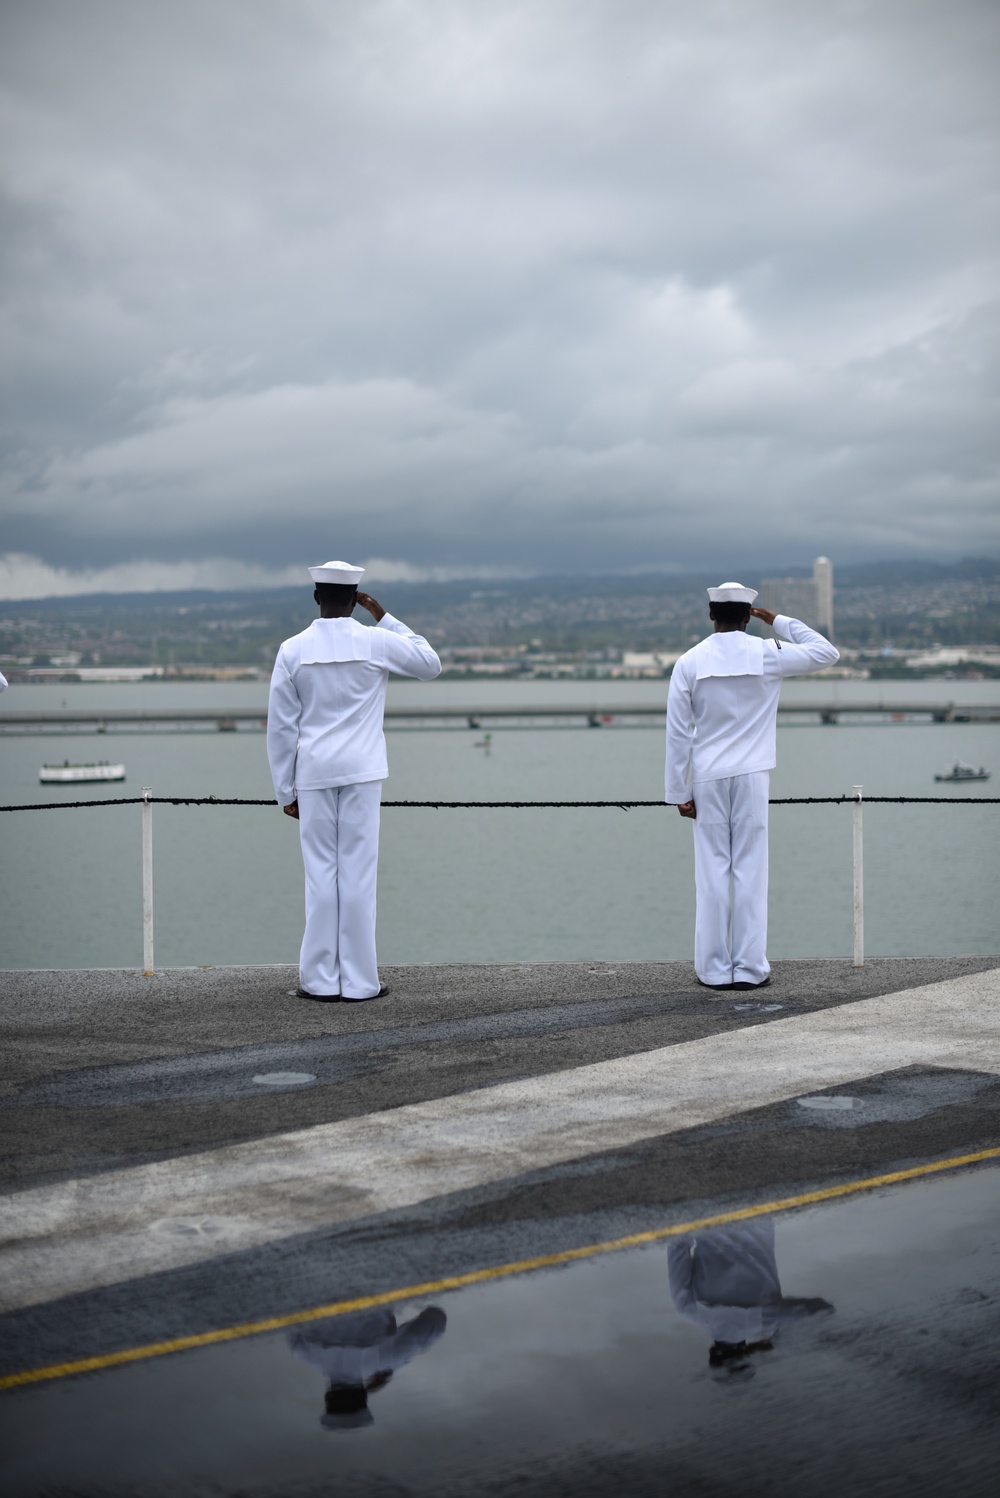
298, 619, 380, 665
693, 633, 765, 679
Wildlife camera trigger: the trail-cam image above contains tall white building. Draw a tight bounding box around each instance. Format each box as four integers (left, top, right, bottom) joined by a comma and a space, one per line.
813, 556, 834, 637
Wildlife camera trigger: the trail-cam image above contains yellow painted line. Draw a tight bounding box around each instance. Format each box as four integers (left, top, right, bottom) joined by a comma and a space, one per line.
2, 1144, 998, 1393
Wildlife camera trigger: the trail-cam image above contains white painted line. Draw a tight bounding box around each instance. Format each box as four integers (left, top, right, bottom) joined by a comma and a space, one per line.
1, 969, 998, 1314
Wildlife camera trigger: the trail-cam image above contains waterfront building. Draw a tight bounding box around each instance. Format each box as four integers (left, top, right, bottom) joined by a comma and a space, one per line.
813, 556, 834, 636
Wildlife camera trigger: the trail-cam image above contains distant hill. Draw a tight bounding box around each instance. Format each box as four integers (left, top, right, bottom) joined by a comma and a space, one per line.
834, 557, 1000, 585
2, 558, 997, 659
2, 556, 996, 614
3, 557, 994, 614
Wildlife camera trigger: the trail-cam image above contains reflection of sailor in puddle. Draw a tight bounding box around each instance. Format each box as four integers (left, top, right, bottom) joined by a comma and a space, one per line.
668, 1220, 832, 1378
287, 1305, 447, 1429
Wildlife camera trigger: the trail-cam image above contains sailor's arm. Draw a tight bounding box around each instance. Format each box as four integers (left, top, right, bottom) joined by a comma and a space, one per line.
380, 1307, 447, 1371
358, 593, 442, 680
776, 1296, 835, 1318
751, 607, 839, 675
266, 647, 301, 809
665, 662, 696, 810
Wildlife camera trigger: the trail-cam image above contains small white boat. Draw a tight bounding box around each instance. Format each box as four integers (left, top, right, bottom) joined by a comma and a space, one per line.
39, 761, 126, 784
933, 760, 990, 783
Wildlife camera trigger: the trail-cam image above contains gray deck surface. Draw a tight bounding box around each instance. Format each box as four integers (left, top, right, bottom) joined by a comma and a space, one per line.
1, 956, 999, 1497
3, 955, 997, 1189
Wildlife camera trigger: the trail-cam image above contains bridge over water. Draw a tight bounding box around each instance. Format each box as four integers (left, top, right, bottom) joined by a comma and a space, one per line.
1, 700, 999, 733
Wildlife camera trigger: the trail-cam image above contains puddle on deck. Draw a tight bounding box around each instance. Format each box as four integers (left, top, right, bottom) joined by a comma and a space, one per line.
1, 1165, 998, 1497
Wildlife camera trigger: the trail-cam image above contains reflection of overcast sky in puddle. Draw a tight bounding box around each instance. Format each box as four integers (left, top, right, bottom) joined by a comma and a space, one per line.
1, 1166, 997, 1494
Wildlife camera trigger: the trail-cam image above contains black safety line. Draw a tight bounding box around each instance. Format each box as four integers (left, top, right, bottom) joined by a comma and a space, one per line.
2, 796, 998, 812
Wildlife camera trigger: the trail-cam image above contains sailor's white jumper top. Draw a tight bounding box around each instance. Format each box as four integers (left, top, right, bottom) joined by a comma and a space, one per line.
665, 615, 839, 804
267, 613, 441, 807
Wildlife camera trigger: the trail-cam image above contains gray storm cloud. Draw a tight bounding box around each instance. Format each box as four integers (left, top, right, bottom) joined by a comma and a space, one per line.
1, 0, 998, 594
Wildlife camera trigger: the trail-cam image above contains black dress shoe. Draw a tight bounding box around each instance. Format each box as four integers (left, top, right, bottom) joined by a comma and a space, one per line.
296, 987, 342, 1002
731, 976, 772, 991
342, 984, 390, 1003
697, 978, 734, 990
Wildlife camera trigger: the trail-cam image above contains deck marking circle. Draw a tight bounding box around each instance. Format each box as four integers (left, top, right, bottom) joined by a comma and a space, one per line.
797, 1095, 858, 1110
150, 1217, 232, 1238
251, 1072, 316, 1087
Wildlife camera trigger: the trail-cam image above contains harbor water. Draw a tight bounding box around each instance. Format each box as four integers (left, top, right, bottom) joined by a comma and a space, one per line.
1, 680, 997, 970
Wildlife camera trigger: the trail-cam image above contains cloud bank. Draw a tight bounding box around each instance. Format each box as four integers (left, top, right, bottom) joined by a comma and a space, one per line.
1, 0, 998, 596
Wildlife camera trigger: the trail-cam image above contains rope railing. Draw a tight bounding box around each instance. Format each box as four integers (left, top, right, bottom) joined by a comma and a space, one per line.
2, 794, 998, 811
3, 788, 995, 975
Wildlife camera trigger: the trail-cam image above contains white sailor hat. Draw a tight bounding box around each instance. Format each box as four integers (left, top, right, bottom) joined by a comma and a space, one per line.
308, 560, 365, 586
707, 581, 758, 604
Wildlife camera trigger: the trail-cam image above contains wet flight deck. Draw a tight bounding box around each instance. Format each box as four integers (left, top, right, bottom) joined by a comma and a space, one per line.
1, 956, 998, 1496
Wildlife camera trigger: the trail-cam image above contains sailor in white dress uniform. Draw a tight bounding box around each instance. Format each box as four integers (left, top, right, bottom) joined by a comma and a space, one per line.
0, 671, 7, 691
288, 1305, 447, 1429
267, 561, 441, 1001
665, 582, 838, 989
668, 1219, 832, 1371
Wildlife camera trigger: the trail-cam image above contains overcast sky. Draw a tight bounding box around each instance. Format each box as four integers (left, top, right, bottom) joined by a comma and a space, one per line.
1, 0, 998, 598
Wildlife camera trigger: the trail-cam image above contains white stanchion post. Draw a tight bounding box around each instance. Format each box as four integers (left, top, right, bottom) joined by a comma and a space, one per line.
852, 784, 864, 968
142, 787, 154, 976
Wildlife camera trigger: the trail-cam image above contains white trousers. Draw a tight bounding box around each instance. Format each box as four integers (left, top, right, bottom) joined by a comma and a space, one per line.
691, 771, 770, 987
297, 781, 382, 998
